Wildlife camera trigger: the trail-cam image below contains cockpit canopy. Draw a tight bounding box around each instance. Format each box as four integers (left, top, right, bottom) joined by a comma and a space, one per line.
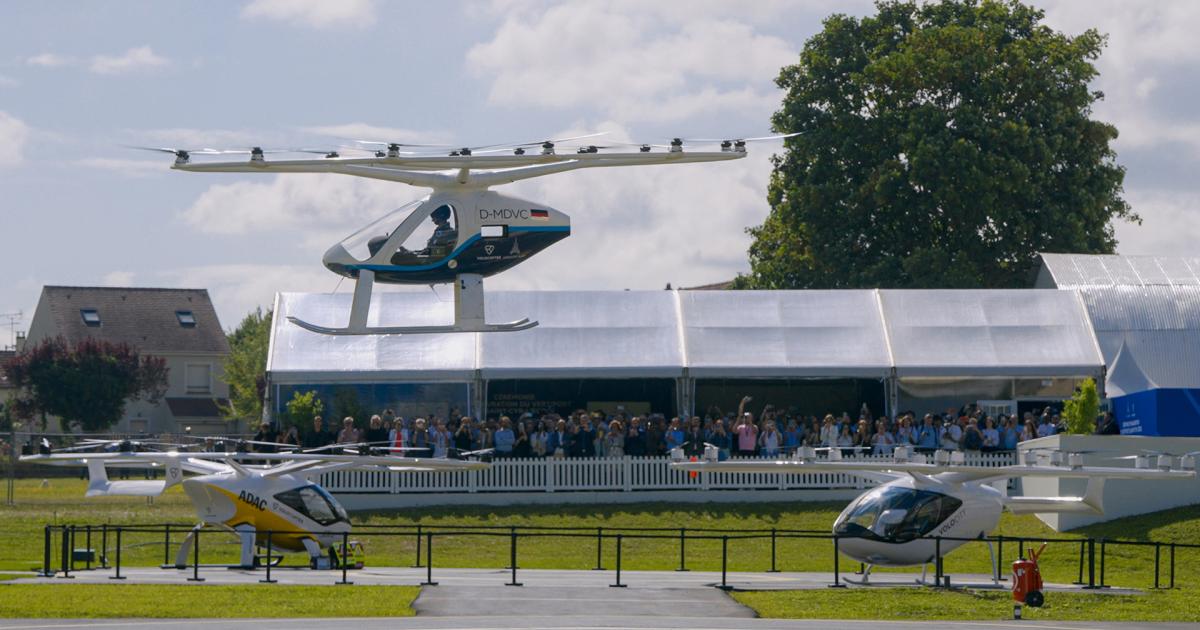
273, 484, 349, 526
833, 486, 962, 544
338, 199, 460, 264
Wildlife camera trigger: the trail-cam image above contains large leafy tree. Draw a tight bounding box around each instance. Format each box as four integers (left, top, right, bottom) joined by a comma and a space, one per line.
739, 0, 1135, 289
221, 308, 272, 422
5, 337, 169, 432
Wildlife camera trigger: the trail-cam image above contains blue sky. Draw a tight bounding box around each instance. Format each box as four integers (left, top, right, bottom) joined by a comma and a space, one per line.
2, 0, 1199, 338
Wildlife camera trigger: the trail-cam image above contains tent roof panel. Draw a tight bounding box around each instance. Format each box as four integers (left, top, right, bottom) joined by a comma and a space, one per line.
880, 289, 1103, 377
678, 290, 891, 377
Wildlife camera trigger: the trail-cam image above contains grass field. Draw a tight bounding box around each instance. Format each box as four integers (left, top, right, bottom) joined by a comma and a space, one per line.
1, 478, 1199, 620
0, 584, 418, 618
732, 588, 1200, 622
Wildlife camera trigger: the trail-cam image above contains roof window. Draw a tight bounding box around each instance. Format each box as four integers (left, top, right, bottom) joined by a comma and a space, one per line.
80, 309, 101, 327
176, 310, 197, 327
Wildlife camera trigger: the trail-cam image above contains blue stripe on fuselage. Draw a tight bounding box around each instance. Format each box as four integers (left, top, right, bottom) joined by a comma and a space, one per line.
347, 225, 569, 272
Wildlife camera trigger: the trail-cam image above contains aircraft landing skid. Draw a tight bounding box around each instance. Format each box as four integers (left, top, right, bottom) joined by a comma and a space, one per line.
289, 270, 539, 336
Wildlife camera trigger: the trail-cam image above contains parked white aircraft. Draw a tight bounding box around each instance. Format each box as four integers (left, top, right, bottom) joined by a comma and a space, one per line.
670, 445, 1195, 578
23, 444, 486, 568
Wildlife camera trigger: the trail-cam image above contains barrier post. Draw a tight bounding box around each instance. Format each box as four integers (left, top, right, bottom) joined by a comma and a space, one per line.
109, 527, 125, 580
997, 535, 1005, 581
85, 525, 92, 570
829, 535, 846, 588
59, 526, 72, 578
609, 534, 626, 588
69, 525, 76, 573
768, 528, 780, 573
1100, 539, 1107, 587
338, 531, 354, 585
188, 528, 204, 581
505, 526, 518, 570
260, 531, 276, 584
1170, 543, 1176, 589
676, 528, 688, 572
420, 532, 436, 586
1074, 539, 1085, 584
1085, 538, 1096, 589
934, 537, 943, 587
101, 524, 108, 568
41, 526, 51, 577
413, 525, 422, 568
717, 535, 732, 591
592, 527, 604, 570
164, 524, 171, 566
506, 531, 522, 587
1154, 543, 1161, 589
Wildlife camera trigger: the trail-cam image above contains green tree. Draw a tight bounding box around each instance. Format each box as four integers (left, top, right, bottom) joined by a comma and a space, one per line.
221, 308, 272, 422
284, 390, 324, 429
1062, 377, 1100, 435
738, 0, 1135, 290
4, 337, 169, 432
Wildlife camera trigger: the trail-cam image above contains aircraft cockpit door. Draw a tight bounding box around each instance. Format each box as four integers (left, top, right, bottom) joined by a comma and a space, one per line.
375, 202, 460, 265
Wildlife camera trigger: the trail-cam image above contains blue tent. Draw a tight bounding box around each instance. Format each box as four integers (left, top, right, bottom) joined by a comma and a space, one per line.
1113, 388, 1200, 437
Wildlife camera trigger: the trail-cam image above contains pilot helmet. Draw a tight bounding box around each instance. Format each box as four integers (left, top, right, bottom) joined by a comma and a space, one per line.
431, 205, 452, 222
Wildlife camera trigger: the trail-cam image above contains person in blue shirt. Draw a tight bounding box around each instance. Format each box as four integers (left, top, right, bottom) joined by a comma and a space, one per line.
664, 417, 685, 452
1001, 416, 1020, 450
782, 419, 802, 455
493, 417, 515, 457
916, 414, 939, 452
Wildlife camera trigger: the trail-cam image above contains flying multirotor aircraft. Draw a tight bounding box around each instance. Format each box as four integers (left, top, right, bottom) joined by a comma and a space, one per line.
136, 132, 795, 335
670, 445, 1195, 582
22, 442, 488, 569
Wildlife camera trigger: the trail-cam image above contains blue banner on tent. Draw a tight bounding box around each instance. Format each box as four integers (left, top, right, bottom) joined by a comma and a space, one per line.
1113, 388, 1200, 437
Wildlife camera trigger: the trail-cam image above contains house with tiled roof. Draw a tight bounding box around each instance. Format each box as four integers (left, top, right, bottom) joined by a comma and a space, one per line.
22, 286, 232, 434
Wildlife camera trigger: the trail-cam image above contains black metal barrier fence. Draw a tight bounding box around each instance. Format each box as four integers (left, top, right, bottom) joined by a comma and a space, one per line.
37, 523, 1200, 591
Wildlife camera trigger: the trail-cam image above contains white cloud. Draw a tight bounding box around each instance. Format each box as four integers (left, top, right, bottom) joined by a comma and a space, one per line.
89, 46, 170, 75
490, 122, 771, 290
1040, 2, 1200, 155
159, 264, 337, 328
1115, 189, 1200, 258
76, 158, 169, 177
102, 271, 136, 286
465, 3, 797, 123
130, 127, 269, 150
26, 53, 75, 68
241, 0, 376, 29
0, 75, 19, 88
182, 173, 402, 243
300, 123, 449, 145
0, 111, 30, 168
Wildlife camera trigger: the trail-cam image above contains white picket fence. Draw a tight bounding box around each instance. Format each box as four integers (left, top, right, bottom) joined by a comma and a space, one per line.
319, 451, 1016, 495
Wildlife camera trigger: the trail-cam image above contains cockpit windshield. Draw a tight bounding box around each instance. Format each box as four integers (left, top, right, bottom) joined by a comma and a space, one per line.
339, 200, 461, 264
339, 199, 426, 262
833, 487, 961, 543
273, 484, 349, 526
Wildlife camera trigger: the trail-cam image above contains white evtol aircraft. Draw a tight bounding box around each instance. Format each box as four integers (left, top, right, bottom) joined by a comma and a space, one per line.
670, 445, 1195, 580
22, 444, 487, 568
136, 133, 794, 335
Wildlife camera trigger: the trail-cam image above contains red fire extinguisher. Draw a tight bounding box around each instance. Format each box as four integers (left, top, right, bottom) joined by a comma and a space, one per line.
1012, 542, 1047, 615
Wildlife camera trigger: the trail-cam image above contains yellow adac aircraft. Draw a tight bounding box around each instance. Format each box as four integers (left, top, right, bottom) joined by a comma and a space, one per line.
22, 445, 487, 568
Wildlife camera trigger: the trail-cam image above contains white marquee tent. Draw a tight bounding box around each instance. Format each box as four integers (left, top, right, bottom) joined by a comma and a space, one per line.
267, 288, 1105, 417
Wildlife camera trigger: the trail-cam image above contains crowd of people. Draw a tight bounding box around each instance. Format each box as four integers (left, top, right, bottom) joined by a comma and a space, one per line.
243, 396, 1098, 460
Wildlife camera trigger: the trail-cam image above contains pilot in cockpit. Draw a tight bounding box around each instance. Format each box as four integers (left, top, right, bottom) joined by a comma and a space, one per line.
423, 205, 457, 254
365, 204, 458, 262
